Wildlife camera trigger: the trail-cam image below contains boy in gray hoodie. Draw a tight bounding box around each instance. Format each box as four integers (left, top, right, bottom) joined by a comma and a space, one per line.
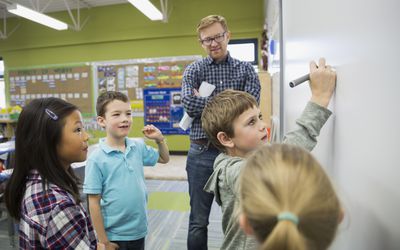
202, 58, 336, 249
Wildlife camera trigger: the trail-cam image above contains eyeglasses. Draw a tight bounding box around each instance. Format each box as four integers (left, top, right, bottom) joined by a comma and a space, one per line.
199, 32, 226, 46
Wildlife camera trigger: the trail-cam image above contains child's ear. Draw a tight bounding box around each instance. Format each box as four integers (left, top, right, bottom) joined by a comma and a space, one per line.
217, 131, 234, 148
96, 116, 106, 128
239, 213, 254, 236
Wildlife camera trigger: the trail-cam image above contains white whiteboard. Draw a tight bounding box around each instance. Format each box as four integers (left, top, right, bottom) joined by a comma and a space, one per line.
280, 0, 400, 249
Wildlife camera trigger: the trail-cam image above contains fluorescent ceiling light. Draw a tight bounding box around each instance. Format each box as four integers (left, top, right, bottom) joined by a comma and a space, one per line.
127, 0, 163, 21
7, 3, 68, 30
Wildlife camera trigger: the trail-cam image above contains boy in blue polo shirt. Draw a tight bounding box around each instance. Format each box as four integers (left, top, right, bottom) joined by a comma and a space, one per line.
84, 91, 169, 250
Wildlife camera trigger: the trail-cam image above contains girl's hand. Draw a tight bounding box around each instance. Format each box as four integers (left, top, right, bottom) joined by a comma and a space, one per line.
107, 242, 119, 250
142, 124, 164, 142
97, 241, 119, 250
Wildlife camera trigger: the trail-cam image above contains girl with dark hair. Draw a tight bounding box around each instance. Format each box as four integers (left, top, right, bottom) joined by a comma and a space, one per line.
4, 98, 98, 249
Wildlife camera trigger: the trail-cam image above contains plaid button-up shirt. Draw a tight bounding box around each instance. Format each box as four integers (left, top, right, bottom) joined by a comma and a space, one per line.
182, 54, 261, 140
19, 170, 97, 249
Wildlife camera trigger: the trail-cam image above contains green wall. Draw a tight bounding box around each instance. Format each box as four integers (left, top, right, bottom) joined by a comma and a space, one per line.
0, 0, 264, 151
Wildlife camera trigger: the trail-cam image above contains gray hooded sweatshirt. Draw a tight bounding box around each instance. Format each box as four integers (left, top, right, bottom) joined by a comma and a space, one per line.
204, 101, 332, 250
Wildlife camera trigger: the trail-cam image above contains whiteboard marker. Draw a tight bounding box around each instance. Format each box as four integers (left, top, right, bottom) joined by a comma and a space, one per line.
289, 74, 310, 88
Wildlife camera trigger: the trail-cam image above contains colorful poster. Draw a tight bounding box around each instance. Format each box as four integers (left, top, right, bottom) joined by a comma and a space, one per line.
143, 88, 188, 135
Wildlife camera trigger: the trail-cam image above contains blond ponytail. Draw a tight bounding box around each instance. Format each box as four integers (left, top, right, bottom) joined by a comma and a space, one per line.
260, 220, 307, 250
239, 144, 341, 250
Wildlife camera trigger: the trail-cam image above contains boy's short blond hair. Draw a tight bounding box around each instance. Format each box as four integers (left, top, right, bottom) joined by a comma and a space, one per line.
197, 15, 228, 37
201, 90, 258, 152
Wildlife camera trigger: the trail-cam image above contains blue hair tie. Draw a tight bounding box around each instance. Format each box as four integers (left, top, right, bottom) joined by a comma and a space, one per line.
277, 212, 299, 225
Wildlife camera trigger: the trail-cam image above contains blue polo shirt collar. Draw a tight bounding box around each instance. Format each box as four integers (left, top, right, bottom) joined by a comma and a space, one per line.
99, 137, 136, 154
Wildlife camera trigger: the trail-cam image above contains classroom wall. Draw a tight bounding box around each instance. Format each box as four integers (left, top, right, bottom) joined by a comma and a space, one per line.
0, 0, 264, 150
0, 0, 263, 66
280, 0, 400, 249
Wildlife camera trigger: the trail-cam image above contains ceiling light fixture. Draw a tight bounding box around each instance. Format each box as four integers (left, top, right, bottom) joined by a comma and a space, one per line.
7, 3, 68, 30
127, 0, 163, 21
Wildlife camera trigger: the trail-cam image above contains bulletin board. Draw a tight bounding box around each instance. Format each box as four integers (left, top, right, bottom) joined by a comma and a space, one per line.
7, 64, 93, 115
142, 62, 191, 89
96, 64, 144, 114
93, 56, 201, 122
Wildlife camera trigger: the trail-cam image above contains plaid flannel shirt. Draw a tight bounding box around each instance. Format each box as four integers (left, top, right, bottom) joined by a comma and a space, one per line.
182, 54, 260, 140
19, 170, 97, 249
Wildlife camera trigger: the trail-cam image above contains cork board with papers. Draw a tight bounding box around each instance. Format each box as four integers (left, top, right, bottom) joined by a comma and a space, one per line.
7, 64, 93, 115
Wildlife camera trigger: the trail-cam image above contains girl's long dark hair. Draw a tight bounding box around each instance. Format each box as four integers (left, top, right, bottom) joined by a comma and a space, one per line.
5, 98, 82, 220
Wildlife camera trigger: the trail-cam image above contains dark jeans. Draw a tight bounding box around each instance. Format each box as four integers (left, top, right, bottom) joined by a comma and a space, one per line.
111, 238, 145, 250
186, 142, 220, 250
